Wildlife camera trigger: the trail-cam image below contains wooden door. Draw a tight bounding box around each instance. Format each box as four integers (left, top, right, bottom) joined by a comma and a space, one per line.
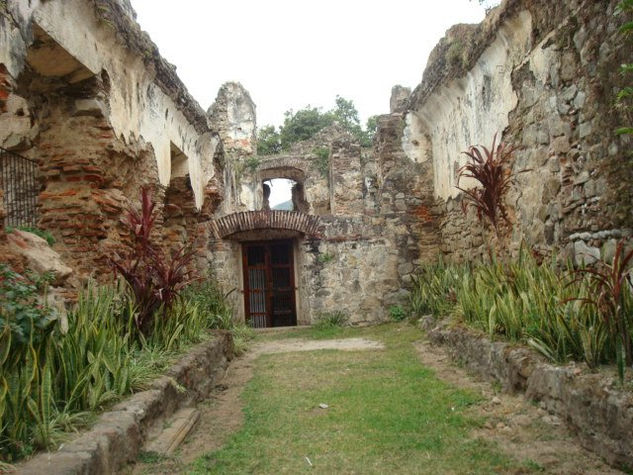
242, 240, 297, 328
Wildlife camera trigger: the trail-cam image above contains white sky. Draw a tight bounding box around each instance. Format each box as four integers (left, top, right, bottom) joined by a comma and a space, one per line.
129, 0, 490, 128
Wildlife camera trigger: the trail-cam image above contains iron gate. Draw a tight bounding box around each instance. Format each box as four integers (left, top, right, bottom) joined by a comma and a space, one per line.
0, 147, 39, 228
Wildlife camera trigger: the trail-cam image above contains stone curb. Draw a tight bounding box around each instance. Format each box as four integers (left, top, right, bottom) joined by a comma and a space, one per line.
421, 317, 633, 469
17, 331, 234, 474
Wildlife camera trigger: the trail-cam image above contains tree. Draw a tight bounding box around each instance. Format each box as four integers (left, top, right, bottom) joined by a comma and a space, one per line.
257, 125, 282, 155
279, 106, 334, 150
256, 97, 378, 154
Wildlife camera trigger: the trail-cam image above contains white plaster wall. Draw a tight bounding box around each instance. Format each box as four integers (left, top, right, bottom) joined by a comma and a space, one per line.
1, 0, 217, 208
408, 11, 532, 200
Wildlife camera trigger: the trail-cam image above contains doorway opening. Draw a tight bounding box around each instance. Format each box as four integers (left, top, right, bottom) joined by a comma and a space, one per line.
242, 240, 297, 328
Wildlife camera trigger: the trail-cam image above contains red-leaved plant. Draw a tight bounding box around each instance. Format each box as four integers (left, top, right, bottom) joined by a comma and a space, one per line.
109, 187, 196, 337
572, 239, 633, 383
456, 135, 520, 233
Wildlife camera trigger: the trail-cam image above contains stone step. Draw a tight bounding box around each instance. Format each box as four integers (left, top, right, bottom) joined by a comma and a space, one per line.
145, 407, 200, 455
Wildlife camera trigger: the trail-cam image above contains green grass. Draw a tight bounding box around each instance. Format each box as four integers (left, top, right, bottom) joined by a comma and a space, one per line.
190, 324, 520, 474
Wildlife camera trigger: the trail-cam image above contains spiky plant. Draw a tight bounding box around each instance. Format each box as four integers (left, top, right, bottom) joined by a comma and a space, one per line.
108, 187, 196, 336
572, 239, 633, 382
456, 135, 519, 232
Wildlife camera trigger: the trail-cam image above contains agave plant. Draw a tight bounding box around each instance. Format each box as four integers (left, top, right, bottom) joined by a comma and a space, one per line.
456, 135, 524, 233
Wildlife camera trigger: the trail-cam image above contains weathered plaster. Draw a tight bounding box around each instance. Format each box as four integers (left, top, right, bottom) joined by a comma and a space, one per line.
408, 10, 532, 200
1, 0, 217, 208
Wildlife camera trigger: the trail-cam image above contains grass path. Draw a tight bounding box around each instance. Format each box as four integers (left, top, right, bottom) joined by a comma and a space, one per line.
191, 324, 519, 474
132, 323, 619, 474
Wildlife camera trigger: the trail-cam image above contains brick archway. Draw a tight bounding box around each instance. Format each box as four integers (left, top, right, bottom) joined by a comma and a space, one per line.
211, 210, 322, 240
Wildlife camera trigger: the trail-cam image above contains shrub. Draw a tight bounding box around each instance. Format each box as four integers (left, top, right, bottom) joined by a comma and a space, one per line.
456, 135, 526, 233
389, 305, 407, 321
313, 147, 330, 178
409, 259, 463, 318
182, 277, 235, 330
108, 187, 195, 337
0, 266, 57, 460
0, 273, 239, 463
314, 311, 349, 330
571, 240, 633, 382
410, 249, 625, 369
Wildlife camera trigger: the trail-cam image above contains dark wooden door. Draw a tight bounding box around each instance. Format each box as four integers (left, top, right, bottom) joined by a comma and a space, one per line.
242, 240, 297, 328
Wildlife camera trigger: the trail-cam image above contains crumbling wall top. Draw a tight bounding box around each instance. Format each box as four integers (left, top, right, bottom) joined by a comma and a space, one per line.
87, 0, 209, 134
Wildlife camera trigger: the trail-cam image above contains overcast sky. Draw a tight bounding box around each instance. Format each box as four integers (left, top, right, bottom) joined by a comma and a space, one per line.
129, 0, 491, 129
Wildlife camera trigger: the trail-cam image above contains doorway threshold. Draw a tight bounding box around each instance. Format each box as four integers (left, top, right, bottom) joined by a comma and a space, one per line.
254, 325, 311, 333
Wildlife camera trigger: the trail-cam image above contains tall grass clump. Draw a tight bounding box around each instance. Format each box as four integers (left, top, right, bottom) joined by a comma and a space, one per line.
0, 272, 239, 463
0, 265, 58, 460
410, 248, 631, 371
409, 258, 464, 318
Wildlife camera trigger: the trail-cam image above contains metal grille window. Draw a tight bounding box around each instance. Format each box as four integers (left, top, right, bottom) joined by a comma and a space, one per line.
0, 147, 39, 228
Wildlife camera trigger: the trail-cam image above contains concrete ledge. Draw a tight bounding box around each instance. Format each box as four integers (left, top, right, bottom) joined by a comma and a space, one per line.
18, 331, 233, 474
421, 317, 633, 469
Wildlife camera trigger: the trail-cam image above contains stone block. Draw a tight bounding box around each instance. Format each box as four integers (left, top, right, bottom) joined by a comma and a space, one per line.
573, 239, 600, 266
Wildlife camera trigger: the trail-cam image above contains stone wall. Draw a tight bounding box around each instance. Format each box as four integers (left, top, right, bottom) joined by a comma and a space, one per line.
18, 332, 233, 474
0, 0, 224, 277
405, 0, 633, 262
422, 317, 633, 469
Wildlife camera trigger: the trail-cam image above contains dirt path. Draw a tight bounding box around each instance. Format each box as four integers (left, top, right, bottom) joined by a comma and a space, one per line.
415, 340, 620, 474
129, 334, 620, 474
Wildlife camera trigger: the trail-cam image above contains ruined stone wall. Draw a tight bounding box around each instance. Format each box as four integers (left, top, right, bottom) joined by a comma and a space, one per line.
0, 0, 223, 278
373, 110, 441, 287
405, 0, 633, 262
329, 136, 364, 215
297, 218, 399, 324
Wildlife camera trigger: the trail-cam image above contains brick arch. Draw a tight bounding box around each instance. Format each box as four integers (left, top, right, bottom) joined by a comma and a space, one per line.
212, 210, 322, 240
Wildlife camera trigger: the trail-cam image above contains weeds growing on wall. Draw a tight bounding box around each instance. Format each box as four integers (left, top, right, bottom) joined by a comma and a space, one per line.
409, 248, 632, 375
0, 265, 239, 463
313, 147, 330, 178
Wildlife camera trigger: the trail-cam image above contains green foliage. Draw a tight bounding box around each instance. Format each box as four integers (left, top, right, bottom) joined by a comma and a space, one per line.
257, 96, 376, 155
181, 278, 254, 356
255, 125, 282, 156
410, 258, 463, 318
231, 324, 256, 356
5, 226, 56, 246
0, 265, 58, 460
316, 251, 334, 264
410, 249, 630, 369
388, 305, 407, 321
446, 40, 465, 67
0, 265, 57, 348
456, 135, 524, 233
312, 146, 330, 178
108, 187, 195, 337
278, 106, 334, 150
571, 240, 633, 382
365, 115, 378, 144
244, 156, 260, 173
314, 311, 349, 330
0, 271, 238, 462
181, 277, 235, 330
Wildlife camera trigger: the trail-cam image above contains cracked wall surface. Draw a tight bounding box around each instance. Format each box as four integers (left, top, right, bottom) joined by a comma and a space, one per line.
404, 0, 633, 262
